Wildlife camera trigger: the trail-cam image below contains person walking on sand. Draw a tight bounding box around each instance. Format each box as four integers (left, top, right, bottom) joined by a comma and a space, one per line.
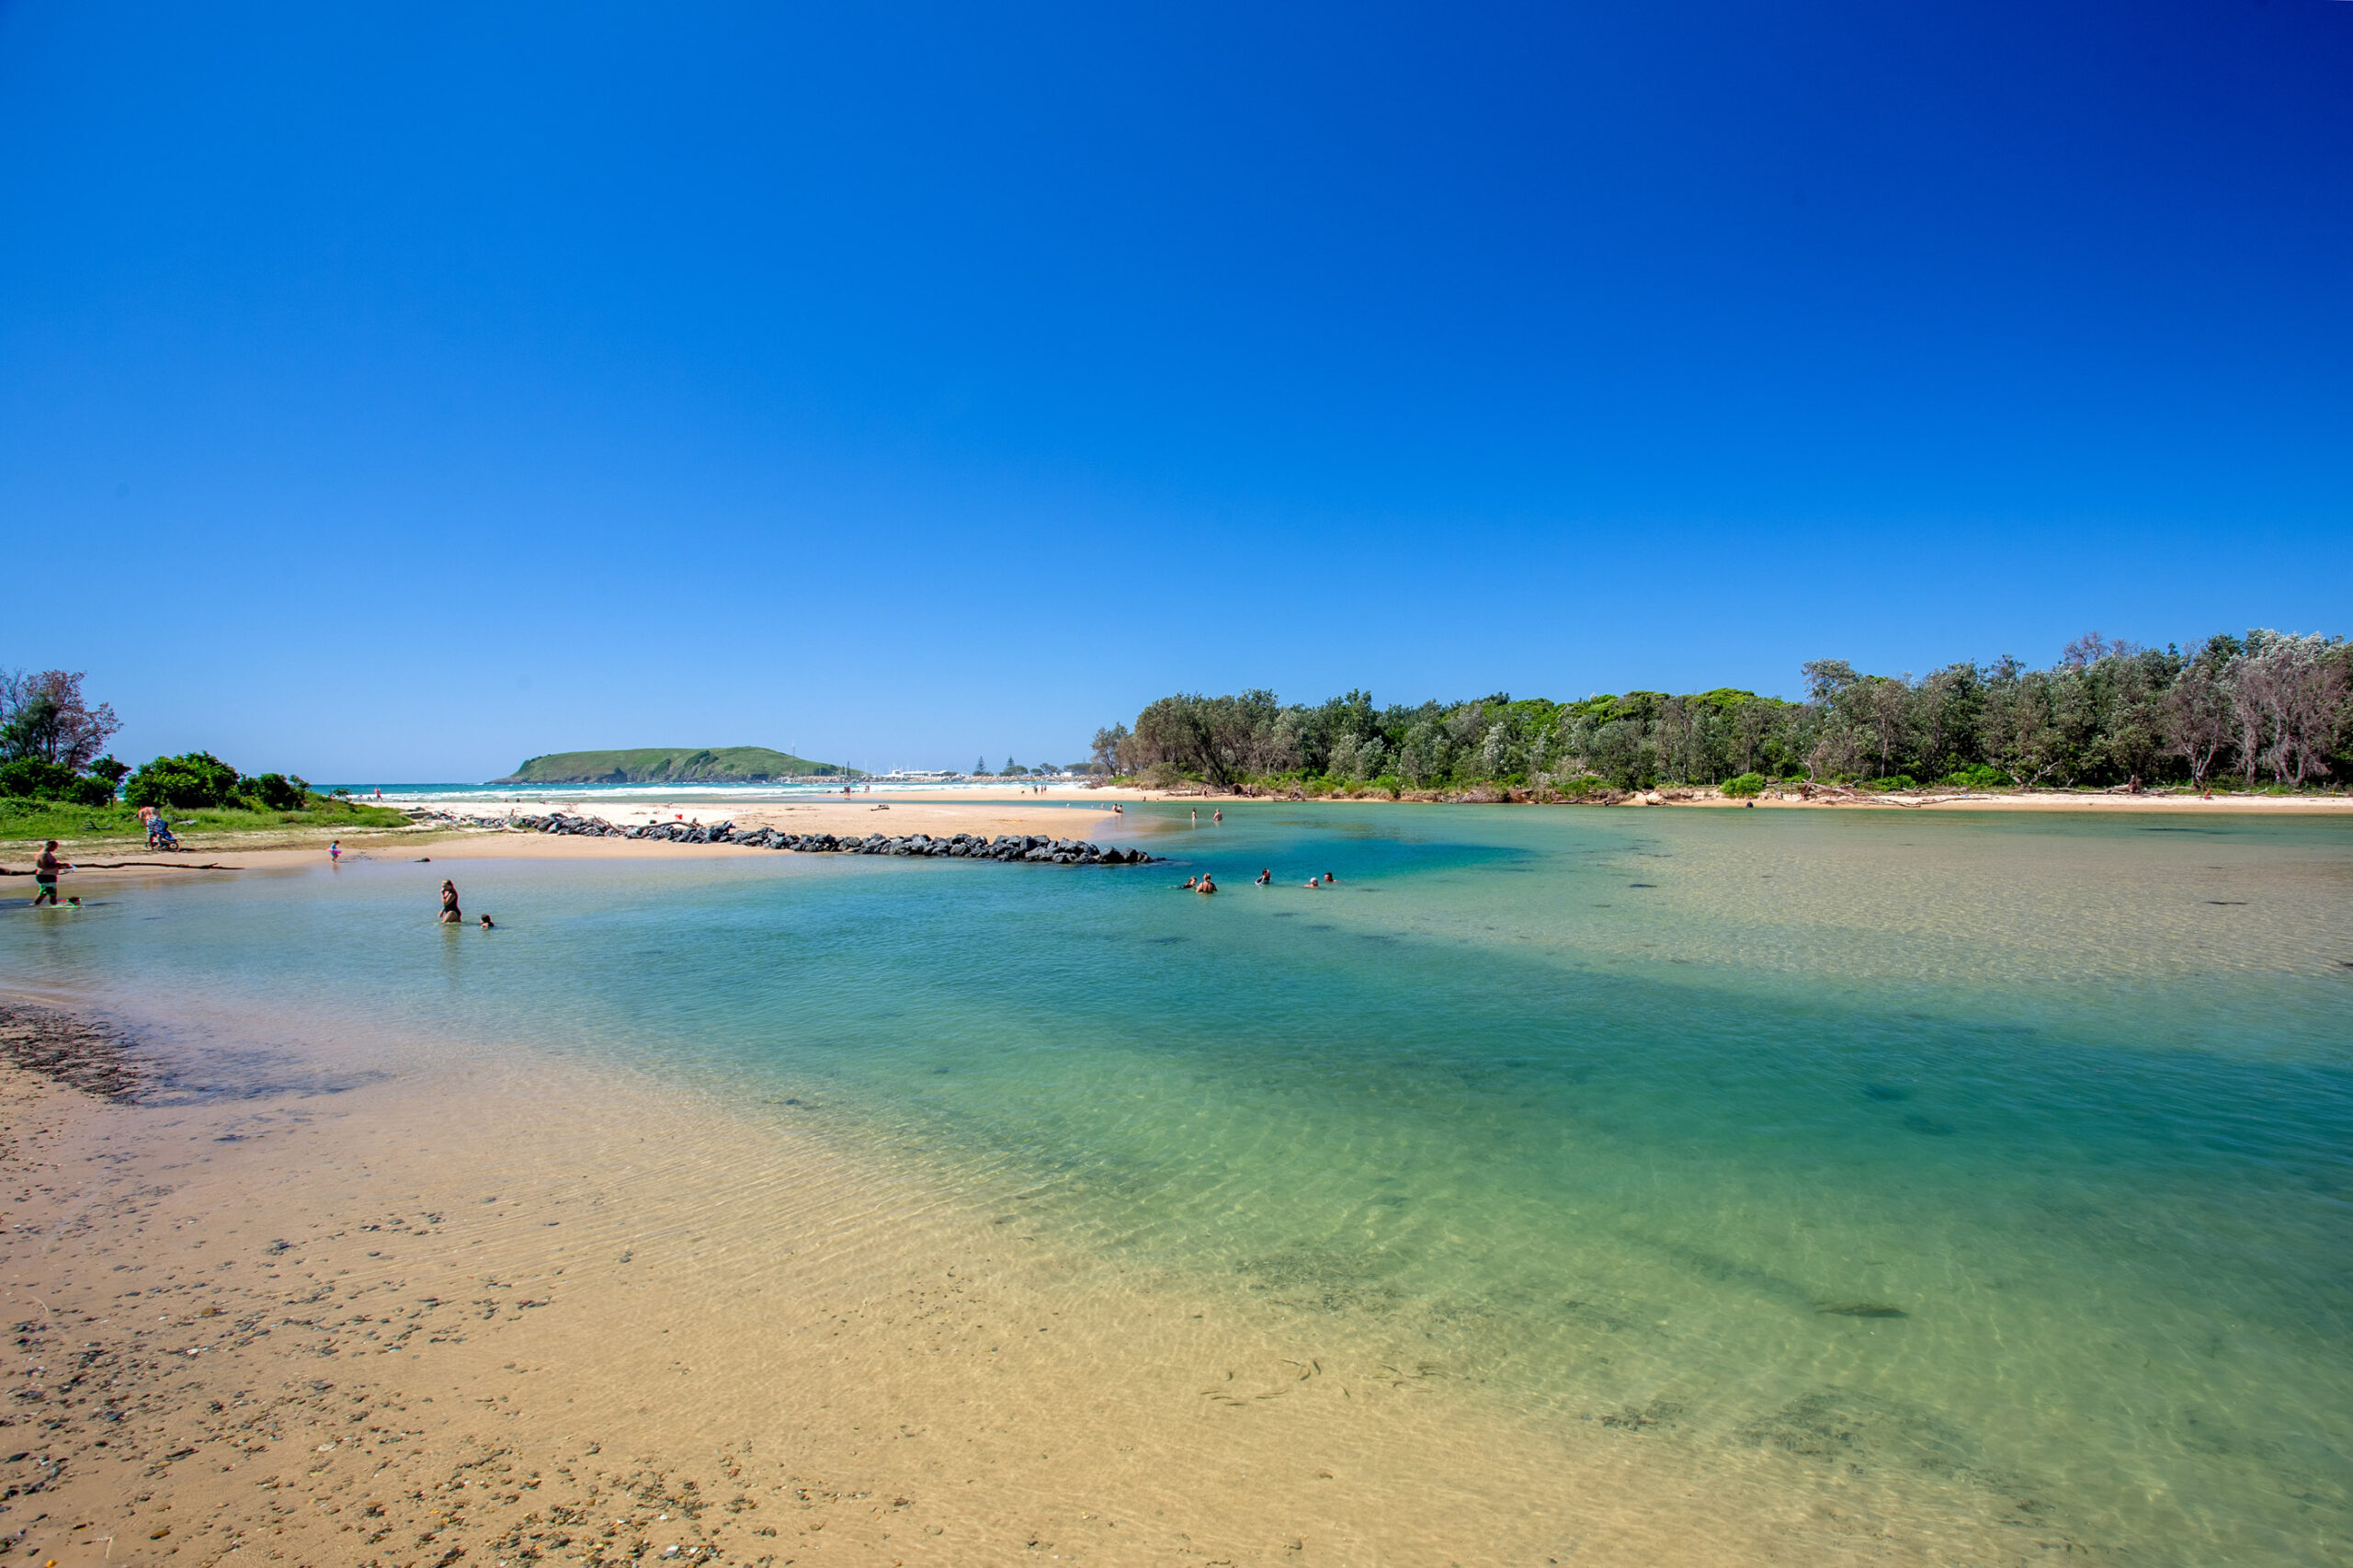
329, 840, 341, 864
438, 880, 462, 924
30, 841, 69, 906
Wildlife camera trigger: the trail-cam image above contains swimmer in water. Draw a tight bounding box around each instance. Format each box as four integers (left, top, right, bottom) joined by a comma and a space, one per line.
1254, 868, 1271, 885
1182, 875, 1198, 890
479, 914, 495, 930
1303, 875, 1320, 889
1196, 873, 1216, 894
1324, 872, 1335, 884
438, 880, 462, 924
1212, 808, 1222, 823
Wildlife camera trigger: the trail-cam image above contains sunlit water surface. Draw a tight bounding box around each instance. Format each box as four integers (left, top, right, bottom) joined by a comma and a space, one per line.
6, 805, 2349, 1563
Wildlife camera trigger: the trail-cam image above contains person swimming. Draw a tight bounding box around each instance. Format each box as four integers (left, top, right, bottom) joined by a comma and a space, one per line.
1195, 873, 1216, 894
478, 913, 495, 930
1324, 872, 1336, 884
1182, 875, 1198, 890
1303, 875, 1320, 888
1212, 808, 1222, 823
1254, 868, 1271, 885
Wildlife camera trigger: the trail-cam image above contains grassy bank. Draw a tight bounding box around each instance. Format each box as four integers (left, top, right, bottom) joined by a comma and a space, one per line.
0, 796, 413, 856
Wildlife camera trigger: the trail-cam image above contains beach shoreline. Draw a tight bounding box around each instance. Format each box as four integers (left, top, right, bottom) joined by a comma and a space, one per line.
0, 986, 2017, 1568
8, 782, 2347, 867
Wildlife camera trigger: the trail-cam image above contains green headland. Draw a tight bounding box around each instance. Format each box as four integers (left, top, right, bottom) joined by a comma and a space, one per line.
492, 746, 853, 784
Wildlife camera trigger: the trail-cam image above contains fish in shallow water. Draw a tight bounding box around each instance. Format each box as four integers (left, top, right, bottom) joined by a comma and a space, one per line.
1816, 1301, 1909, 1319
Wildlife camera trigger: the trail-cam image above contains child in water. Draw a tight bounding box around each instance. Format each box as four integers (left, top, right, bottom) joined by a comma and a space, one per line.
478, 914, 495, 930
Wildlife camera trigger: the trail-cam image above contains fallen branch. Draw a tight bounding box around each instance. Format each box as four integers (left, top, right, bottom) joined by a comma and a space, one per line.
0, 861, 244, 874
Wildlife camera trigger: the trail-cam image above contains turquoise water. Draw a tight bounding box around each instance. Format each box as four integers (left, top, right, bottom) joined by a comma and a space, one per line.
6, 806, 2350, 1562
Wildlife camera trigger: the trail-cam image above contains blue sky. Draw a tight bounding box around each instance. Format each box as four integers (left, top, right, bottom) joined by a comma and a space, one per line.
3, 2, 2347, 781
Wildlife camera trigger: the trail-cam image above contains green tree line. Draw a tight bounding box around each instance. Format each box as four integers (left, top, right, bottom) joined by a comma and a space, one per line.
1090, 631, 2353, 795
1, 667, 347, 813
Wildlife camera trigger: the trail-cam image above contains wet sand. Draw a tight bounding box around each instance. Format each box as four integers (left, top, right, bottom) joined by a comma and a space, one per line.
0, 994, 2040, 1568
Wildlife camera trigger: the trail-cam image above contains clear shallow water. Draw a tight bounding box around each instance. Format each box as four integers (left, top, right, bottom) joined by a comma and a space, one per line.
6, 806, 2350, 1562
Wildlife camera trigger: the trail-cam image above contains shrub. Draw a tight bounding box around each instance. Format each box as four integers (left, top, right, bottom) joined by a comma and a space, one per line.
252, 772, 309, 812
1943, 763, 2010, 790
0, 756, 77, 800
125, 752, 244, 810
1865, 775, 1919, 792
1721, 772, 1768, 798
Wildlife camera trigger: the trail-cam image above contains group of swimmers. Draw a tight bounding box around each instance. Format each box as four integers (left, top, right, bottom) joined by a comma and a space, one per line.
437, 879, 494, 929
1181, 869, 1336, 894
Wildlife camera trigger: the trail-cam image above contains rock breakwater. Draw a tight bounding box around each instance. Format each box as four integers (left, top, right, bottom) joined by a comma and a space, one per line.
415, 810, 1159, 865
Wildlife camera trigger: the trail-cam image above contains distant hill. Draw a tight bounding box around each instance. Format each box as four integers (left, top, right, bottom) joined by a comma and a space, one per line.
491, 747, 853, 784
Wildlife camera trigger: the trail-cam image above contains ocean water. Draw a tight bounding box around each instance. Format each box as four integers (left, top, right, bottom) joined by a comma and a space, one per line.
6, 805, 2349, 1562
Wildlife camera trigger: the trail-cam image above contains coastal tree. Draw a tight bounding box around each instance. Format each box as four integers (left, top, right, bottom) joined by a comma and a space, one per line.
1096, 627, 2351, 796
1089, 725, 1129, 776
0, 669, 120, 773
2160, 659, 2233, 788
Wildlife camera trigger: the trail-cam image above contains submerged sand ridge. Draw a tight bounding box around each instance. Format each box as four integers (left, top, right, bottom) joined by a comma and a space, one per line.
0, 995, 2079, 1568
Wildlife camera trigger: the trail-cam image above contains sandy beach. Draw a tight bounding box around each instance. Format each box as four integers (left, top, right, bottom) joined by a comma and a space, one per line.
0, 994, 2014, 1568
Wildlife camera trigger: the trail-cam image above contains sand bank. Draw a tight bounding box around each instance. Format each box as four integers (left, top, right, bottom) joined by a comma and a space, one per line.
10, 801, 1125, 890
0, 994, 2029, 1568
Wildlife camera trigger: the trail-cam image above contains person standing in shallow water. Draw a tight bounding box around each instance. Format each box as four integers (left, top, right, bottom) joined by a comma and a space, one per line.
30, 841, 68, 906
438, 880, 461, 923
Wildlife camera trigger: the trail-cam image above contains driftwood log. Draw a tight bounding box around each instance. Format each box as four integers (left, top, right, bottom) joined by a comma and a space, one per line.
0, 861, 244, 874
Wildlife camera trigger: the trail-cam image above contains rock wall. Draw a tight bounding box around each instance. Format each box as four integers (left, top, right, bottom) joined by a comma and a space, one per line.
412, 811, 1158, 866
